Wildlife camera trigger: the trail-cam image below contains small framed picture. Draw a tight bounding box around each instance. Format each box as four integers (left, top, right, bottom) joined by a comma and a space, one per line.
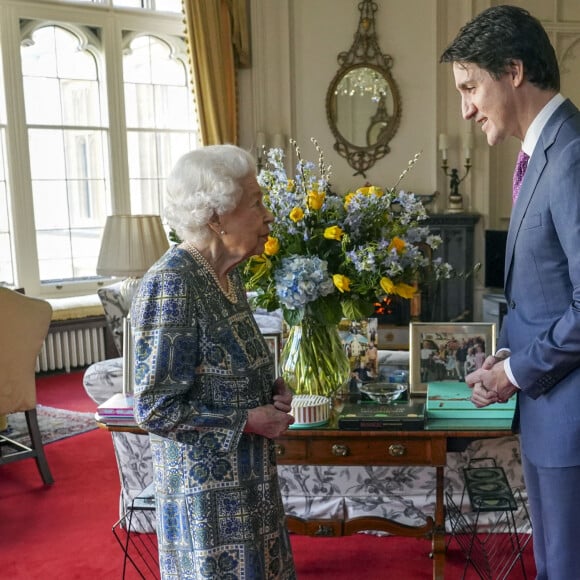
338, 318, 380, 380
409, 322, 497, 395
264, 333, 281, 374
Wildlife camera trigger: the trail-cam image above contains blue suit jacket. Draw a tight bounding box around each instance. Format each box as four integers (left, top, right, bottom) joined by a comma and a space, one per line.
500, 98, 580, 467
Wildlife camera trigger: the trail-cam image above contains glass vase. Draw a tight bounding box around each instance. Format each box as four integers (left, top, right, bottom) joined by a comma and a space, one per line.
279, 316, 351, 397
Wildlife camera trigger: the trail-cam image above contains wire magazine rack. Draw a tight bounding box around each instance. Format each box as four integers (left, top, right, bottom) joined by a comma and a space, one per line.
445, 458, 533, 579
112, 483, 160, 579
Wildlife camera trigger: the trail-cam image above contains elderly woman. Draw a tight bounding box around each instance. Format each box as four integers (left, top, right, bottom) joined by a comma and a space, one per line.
131, 145, 296, 579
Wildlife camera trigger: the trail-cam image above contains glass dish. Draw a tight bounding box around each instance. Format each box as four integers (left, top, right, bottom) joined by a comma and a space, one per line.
359, 382, 408, 404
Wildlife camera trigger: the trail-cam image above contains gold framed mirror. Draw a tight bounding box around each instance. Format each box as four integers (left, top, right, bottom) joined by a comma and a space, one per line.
326, 0, 401, 177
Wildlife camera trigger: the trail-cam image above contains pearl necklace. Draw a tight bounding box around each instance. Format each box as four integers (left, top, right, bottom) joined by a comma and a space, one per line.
180, 241, 238, 303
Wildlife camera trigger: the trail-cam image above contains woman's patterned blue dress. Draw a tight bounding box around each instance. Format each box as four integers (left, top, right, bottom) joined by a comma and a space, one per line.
131, 246, 296, 579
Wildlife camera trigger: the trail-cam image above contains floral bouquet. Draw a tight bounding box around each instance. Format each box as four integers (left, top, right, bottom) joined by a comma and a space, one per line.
243, 139, 453, 397
244, 139, 452, 326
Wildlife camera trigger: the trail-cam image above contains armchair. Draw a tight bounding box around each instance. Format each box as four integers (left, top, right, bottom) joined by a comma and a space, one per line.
97, 281, 127, 357
0, 288, 54, 484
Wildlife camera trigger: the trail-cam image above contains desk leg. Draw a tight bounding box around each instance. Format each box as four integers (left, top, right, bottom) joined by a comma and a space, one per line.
432, 465, 446, 580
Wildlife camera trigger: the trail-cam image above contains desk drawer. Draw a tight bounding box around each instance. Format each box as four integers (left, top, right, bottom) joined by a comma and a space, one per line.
274, 439, 307, 461
308, 437, 436, 465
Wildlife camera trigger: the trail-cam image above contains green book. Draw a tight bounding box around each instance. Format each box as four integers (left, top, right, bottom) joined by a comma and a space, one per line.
426, 381, 515, 419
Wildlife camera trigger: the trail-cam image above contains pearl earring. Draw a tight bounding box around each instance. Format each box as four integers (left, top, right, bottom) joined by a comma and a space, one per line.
220, 230, 226, 235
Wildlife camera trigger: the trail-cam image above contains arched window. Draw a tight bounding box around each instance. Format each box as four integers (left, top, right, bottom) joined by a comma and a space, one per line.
21, 23, 108, 282
123, 33, 199, 214
0, 1, 197, 294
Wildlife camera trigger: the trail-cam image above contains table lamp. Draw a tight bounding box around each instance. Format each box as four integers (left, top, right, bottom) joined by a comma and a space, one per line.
97, 214, 169, 307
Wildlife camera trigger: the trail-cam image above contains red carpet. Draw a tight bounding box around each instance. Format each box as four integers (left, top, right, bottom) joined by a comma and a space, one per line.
0, 371, 536, 579
34, 370, 97, 413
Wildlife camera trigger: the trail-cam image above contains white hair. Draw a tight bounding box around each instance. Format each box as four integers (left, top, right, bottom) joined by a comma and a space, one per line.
164, 144, 256, 244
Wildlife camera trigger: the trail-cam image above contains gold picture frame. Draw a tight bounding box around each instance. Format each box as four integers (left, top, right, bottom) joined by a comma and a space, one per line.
409, 322, 497, 395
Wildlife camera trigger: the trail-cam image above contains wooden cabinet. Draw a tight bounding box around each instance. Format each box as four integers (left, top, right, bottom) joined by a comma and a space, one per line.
422, 213, 480, 322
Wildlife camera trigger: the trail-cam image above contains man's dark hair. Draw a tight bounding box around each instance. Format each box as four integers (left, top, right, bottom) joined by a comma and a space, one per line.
440, 5, 560, 91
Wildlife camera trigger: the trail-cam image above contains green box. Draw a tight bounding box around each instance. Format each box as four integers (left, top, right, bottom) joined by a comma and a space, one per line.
426, 381, 515, 419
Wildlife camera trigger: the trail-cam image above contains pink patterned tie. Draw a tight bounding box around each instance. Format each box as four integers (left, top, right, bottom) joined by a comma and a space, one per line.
512, 150, 529, 203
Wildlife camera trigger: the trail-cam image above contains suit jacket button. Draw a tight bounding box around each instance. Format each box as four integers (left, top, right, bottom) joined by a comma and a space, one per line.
509, 300, 516, 309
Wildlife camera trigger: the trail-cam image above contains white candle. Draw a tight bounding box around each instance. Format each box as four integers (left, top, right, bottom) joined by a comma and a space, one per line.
438, 133, 448, 160
272, 133, 286, 150
463, 130, 474, 160
256, 132, 267, 150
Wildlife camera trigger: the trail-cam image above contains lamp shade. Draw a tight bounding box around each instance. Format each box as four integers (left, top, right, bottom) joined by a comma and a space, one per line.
96, 214, 169, 277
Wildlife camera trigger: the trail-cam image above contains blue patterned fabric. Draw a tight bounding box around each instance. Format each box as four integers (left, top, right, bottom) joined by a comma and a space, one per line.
131, 246, 296, 579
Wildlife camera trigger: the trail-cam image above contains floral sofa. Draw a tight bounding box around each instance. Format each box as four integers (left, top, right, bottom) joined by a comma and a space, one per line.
84, 285, 528, 535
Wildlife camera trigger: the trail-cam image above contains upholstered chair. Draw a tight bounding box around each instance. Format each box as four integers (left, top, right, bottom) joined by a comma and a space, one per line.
97, 281, 127, 356
0, 288, 54, 484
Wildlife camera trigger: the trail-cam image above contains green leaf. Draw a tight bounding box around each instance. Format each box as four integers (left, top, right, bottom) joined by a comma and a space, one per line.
307, 294, 343, 325
283, 307, 304, 327
341, 295, 379, 321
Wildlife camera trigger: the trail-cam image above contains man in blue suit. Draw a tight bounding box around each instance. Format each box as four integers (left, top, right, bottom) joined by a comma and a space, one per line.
441, 6, 580, 579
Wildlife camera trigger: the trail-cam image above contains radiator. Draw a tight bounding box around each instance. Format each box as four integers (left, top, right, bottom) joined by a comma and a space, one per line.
36, 324, 106, 373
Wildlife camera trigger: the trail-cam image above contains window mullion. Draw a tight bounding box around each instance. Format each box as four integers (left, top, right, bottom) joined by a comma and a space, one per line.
0, 6, 41, 295
102, 14, 130, 214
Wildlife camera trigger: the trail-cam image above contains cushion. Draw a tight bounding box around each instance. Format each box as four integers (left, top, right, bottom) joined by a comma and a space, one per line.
47, 294, 103, 321
0, 288, 52, 414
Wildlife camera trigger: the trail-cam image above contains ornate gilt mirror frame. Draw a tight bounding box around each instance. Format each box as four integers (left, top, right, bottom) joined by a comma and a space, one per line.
326, 0, 401, 177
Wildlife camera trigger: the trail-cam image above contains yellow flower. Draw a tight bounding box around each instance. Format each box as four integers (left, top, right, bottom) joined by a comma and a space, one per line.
344, 192, 355, 208
380, 277, 395, 295
388, 236, 406, 254
286, 179, 295, 192
289, 207, 304, 222
380, 277, 416, 299
393, 282, 417, 299
333, 274, 351, 293
323, 225, 344, 241
356, 185, 384, 197
307, 189, 325, 210
264, 235, 280, 256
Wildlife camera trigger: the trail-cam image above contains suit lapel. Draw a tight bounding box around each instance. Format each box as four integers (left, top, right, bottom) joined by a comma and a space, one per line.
505, 99, 578, 287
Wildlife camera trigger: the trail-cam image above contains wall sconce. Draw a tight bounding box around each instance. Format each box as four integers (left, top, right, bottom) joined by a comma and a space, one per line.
438, 132, 473, 213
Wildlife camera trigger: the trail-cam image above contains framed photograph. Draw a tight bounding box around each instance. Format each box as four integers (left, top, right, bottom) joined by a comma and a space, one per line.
338, 318, 379, 379
375, 323, 410, 350
409, 322, 497, 395
264, 333, 281, 374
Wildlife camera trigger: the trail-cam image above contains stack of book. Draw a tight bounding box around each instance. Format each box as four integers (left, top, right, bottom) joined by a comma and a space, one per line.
338, 400, 425, 431
96, 393, 135, 425
425, 381, 515, 429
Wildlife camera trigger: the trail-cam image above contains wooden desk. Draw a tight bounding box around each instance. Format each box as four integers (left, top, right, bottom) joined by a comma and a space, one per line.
275, 421, 511, 580
96, 413, 512, 580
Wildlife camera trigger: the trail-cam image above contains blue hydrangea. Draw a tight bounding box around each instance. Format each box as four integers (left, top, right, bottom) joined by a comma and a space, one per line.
274, 255, 335, 309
